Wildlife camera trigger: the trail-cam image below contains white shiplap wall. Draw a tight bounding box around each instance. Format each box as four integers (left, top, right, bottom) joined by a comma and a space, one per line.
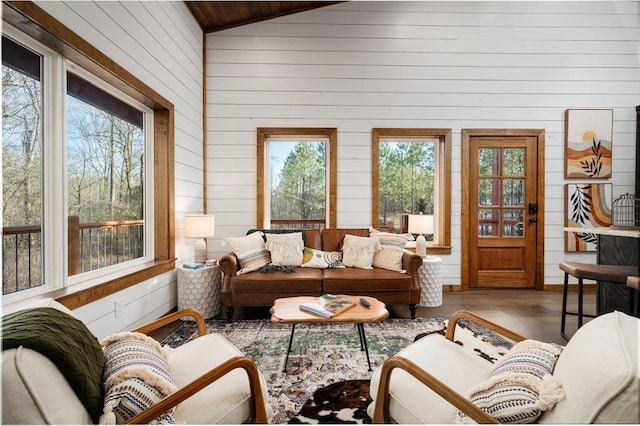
33, 1, 204, 339
206, 1, 640, 287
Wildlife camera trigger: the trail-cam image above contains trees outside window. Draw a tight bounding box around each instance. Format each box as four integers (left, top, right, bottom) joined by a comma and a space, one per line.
2, 30, 152, 298
372, 128, 452, 253
257, 128, 337, 230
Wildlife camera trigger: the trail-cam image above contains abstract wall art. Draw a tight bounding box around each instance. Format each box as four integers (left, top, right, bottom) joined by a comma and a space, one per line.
565, 109, 613, 179
565, 183, 612, 252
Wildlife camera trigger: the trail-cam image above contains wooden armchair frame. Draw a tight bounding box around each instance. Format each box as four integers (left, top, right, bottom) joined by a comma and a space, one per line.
127, 308, 269, 424
372, 310, 526, 424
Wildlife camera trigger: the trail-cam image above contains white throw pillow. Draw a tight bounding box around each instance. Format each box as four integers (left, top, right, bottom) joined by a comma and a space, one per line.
224, 231, 271, 274
341, 234, 380, 269
370, 230, 411, 272
265, 232, 304, 266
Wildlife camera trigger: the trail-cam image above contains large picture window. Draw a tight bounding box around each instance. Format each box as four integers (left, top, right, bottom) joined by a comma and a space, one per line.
372, 128, 452, 253
257, 128, 337, 229
2, 4, 174, 310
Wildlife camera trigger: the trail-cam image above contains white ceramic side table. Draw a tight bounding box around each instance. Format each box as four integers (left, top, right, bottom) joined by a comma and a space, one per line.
417, 256, 443, 307
177, 264, 222, 319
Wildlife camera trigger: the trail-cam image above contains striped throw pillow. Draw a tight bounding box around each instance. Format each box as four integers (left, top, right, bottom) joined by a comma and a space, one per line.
224, 231, 271, 274
100, 332, 177, 424
456, 340, 565, 424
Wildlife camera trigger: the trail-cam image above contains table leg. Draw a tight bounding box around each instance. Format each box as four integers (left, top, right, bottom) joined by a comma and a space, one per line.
284, 323, 296, 373
357, 323, 372, 371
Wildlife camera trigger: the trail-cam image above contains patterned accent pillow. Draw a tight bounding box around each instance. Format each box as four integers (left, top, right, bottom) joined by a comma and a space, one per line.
265, 232, 304, 266
456, 340, 564, 424
224, 231, 271, 274
341, 234, 381, 269
100, 332, 177, 424
370, 229, 411, 272
301, 247, 345, 269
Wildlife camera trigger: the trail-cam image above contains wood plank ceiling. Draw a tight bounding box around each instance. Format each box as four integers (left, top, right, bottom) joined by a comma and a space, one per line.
185, 1, 343, 33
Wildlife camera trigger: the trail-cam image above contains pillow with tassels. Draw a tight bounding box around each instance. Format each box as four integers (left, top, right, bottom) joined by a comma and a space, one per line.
455, 339, 565, 424
99, 332, 177, 424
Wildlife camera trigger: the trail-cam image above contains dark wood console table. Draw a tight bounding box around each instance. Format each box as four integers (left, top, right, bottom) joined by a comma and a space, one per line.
564, 227, 640, 315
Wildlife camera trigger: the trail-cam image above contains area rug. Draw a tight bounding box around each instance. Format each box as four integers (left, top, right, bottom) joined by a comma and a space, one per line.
161, 317, 513, 424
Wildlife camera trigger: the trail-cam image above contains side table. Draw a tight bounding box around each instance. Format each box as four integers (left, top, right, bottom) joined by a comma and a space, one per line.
177, 264, 222, 319
417, 256, 443, 307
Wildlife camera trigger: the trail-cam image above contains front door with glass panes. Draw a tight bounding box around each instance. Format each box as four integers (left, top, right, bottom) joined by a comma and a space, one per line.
468, 135, 539, 288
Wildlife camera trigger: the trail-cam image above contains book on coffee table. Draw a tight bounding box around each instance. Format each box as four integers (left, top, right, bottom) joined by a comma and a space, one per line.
299, 294, 356, 318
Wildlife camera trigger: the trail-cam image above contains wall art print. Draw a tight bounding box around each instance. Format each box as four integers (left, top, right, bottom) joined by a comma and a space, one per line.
565, 183, 612, 252
565, 108, 613, 178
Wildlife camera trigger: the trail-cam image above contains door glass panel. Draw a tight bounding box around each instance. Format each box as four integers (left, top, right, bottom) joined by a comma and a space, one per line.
503, 209, 524, 236
503, 178, 524, 206
478, 148, 498, 176
479, 178, 499, 206
503, 148, 525, 175
479, 208, 499, 236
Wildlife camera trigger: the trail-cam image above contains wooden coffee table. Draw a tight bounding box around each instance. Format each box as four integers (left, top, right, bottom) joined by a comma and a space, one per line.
270, 295, 389, 372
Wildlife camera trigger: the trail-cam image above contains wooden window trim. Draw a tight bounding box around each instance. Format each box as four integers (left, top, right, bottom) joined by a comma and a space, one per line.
3, 1, 175, 309
372, 128, 452, 254
257, 128, 337, 229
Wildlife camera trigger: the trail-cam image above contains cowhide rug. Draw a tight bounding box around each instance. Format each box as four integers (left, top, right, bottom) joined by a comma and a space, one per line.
286, 318, 513, 424
162, 317, 513, 424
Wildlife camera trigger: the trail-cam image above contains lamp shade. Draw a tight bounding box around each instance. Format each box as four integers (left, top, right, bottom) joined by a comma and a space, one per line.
408, 214, 434, 235
185, 215, 215, 238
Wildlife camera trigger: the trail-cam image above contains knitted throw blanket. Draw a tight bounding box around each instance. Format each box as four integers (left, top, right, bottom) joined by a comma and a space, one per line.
2, 307, 105, 423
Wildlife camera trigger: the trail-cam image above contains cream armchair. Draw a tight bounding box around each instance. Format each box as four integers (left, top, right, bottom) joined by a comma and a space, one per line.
2, 300, 272, 424
368, 310, 639, 424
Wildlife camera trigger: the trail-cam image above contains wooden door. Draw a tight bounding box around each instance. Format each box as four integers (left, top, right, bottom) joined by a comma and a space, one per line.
462, 130, 545, 289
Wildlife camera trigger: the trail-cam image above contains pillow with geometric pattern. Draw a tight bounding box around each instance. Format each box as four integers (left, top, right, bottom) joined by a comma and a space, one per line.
99, 332, 177, 424
301, 247, 344, 269
455, 340, 565, 424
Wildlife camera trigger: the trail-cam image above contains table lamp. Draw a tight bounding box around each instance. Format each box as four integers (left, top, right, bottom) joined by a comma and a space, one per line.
185, 214, 215, 263
408, 213, 433, 257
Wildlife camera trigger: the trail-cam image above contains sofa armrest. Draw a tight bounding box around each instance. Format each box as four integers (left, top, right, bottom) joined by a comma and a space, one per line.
402, 251, 423, 288
218, 253, 239, 292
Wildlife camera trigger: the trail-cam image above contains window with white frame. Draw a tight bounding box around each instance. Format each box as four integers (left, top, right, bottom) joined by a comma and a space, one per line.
372, 128, 452, 252
2, 27, 153, 300
257, 128, 337, 230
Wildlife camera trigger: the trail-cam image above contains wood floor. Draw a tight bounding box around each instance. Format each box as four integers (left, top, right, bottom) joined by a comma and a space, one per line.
153, 289, 595, 345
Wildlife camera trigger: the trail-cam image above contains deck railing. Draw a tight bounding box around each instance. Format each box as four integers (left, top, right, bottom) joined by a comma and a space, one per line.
2, 217, 144, 295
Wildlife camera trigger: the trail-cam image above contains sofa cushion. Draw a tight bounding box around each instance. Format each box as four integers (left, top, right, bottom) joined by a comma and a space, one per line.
301, 247, 344, 269
342, 234, 381, 269
323, 267, 412, 293
2, 347, 93, 425
370, 230, 411, 272
231, 268, 324, 293
100, 332, 177, 424
167, 333, 273, 423
321, 228, 369, 252
265, 232, 304, 266
539, 311, 639, 424
368, 333, 495, 423
225, 231, 271, 274
457, 340, 564, 424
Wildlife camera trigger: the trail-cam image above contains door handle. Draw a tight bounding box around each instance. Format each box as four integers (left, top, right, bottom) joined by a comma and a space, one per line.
528, 203, 538, 214
529, 218, 537, 223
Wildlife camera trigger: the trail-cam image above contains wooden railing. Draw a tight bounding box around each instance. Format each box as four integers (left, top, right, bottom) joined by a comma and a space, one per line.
2, 216, 144, 295
270, 219, 326, 229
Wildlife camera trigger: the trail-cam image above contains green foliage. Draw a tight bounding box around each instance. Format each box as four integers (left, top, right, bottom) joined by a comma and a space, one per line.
270, 142, 326, 221
378, 141, 435, 226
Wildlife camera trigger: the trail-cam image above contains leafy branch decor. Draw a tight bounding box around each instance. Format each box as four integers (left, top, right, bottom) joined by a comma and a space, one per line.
565, 183, 612, 252
565, 109, 613, 179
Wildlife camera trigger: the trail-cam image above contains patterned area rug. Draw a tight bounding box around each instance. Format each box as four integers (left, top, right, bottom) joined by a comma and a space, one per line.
161, 317, 513, 424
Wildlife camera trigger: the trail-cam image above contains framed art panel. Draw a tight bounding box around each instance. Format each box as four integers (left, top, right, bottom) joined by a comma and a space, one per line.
565, 183, 612, 252
565, 108, 613, 178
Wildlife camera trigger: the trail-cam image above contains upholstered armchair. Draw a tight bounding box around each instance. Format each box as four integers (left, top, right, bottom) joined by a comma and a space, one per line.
2, 299, 272, 424
368, 310, 639, 424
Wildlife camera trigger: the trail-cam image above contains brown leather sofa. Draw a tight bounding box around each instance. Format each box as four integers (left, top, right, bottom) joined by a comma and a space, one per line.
218, 229, 423, 320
